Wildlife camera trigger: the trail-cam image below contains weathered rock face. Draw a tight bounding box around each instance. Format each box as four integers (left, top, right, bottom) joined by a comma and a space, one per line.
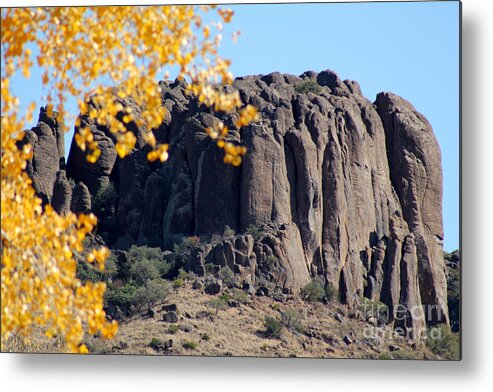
25, 69, 449, 334
375, 92, 448, 325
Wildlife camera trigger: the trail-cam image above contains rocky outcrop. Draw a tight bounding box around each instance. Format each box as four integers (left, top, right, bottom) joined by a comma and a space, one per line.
52, 170, 72, 215
24, 69, 449, 336
21, 107, 65, 204
375, 92, 448, 324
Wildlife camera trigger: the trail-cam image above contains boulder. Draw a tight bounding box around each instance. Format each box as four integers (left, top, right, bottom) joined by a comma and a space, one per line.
205, 280, 223, 295
163, 311, 178, 323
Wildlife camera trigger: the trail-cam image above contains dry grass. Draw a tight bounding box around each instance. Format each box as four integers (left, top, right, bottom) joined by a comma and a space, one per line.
2, 327, 67, 353
86, 282, 435, 359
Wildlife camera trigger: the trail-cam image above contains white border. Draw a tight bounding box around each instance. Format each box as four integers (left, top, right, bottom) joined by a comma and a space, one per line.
2, 1, 492, 391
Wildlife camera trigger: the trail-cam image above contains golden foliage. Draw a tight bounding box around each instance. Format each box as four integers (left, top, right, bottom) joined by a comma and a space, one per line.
1, 101, 117, 352
1, 5, 257, 353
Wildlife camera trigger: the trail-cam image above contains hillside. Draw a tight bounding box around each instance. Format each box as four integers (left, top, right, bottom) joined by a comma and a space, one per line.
85, 280, 445, 359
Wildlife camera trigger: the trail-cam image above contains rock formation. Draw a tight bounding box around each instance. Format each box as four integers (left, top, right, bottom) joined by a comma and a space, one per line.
24, 69, 449, 337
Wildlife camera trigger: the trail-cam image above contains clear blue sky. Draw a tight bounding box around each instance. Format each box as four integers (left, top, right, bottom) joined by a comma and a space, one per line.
9, 1, 460, 251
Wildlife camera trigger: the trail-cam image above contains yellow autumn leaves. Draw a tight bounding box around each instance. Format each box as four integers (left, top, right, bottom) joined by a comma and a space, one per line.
1, 5, 258, 353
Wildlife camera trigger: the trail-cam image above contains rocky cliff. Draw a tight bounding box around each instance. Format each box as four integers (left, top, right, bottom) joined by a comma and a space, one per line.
24, 69, 449, 336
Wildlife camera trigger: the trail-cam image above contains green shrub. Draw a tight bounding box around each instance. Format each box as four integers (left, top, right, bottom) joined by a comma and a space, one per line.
230, 288, 249, 304
222, 225, 235, 240
132, 278, 171, 310
208, 297, 229, 313
391, 350, 420, 360
219, 292, 231, 302
173, 236, 201, 255
93, 182, 117, 214
378, 352, 392, 360
177, 268, 188, 280
76, 248, 117, 282
426, 324, 460, 360
301, 276, 326, 302
173, 278, 184, 289
106, 278, 170, 315
182, 340, 198, 350
128, 245, 166, 263
264, 316, 283, 338
281, 308, 305, 333
282, 308, 304, 331
325, 285, 339, 302
129, 259, 160, 285
218, 266, 235, 288
294, 79, 321, 94
76, 261, 105, 283
245, 224, 262, 240
128, 245, 172, 280
378, 350, 419, 360
204, 263, 216, 274
266, 255, 278, 266
360, 297, 389, 322
149, 337, 163, 350
168, 324, 179, 334
275, 84, 295, 95
105, 282, 138, 311
201, 333, 210, 341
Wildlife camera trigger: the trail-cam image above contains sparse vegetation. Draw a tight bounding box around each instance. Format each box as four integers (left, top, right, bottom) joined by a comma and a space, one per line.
182, 340, 198, 350
103, 282, 439, 358
218, 266, 235, 288
105, 283, 137, 311
264, 316, 283, 338
325, 285, 339, 302
103, 246, 175, 317
173, 278, 184, 289
360, 297, 389, 322
275, 83, 295, 95
132, 279, 171, 308
149, 337, 163, 350
447, 267, 460, 332
301, 276, 326, 302
391, 350, 420, 360
378, 350, 419, 360
426, 324, 460, 360
281, 308, 305, 333
230, 288, 249, 304
223, 225, 235, 240
127, 245, 173, 280
105, 278, 170, 316
92, 182, 117, 215
246, 224, 262, 240
130, 259, 160, 285
266, 255, 278, 266
294, 79, 321, 94
168, 324, 179, 334
76, 254, 117, 283
208, 296, 229, 313
173, 236, 201, 255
